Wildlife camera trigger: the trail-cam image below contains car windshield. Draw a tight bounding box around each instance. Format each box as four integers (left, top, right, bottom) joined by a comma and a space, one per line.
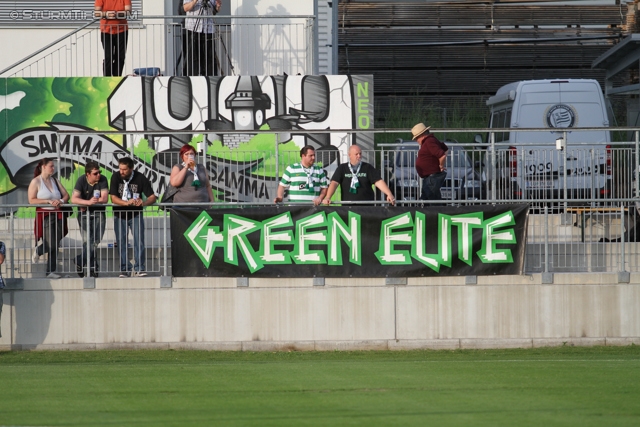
395, 150, 416, 168
446, 150, 472, 168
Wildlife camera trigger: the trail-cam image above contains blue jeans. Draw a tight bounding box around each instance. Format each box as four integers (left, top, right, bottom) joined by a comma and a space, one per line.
420, 171, 447, 201
76, 211, 106, 273
114, 213, 146, 273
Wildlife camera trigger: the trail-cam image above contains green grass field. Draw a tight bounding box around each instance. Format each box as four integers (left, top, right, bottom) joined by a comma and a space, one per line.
1, 346, 639, 426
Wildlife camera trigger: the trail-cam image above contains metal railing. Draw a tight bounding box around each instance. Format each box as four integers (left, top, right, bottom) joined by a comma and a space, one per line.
1, 199, 639, 279
1, 207, 169, 279
0, 15, 316, 78
1, 127, 640, 278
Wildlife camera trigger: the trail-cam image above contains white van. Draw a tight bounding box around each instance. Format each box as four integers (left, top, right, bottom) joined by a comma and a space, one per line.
477, 79, 611, 200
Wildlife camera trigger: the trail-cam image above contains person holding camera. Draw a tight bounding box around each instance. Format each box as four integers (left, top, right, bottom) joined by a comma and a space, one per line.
183, 0, 222, 76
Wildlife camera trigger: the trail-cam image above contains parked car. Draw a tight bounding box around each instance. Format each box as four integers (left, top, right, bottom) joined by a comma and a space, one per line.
387, 140, 486, 201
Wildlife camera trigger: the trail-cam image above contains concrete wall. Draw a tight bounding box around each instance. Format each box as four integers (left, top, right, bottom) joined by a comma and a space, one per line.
2, 273, 640, 351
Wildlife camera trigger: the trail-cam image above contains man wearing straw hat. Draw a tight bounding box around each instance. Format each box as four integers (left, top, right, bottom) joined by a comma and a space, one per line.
411, 123, 448, 201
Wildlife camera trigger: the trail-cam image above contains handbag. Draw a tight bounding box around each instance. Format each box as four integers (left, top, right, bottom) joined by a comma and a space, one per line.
53, 178, 73, 218
160, 184, 180, 208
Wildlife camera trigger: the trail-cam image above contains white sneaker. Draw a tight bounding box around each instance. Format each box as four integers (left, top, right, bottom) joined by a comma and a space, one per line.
47, 272, 60, 279
136, 271, 147, 277
32, 250, 39, 264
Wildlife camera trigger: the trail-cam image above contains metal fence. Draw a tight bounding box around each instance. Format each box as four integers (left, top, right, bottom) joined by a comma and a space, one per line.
0, 208, 170, 279
1, 200, 638, 280
0, 15, 315, 78
2, 128, 640, 279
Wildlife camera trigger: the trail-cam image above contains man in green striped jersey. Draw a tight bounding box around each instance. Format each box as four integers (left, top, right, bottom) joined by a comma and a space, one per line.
274, 145, 328, 205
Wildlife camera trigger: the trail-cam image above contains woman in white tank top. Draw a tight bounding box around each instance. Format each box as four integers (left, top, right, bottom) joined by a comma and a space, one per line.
27, 158, 70, 279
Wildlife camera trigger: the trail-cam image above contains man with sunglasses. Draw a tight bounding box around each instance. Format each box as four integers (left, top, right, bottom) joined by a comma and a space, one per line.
71, 161, 109, 278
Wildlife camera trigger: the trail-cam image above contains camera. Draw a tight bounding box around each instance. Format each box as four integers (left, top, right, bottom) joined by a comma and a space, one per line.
203, 0, 218, 12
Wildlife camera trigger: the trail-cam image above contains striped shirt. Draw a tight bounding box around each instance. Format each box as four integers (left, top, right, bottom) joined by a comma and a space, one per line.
280, 163, 328, 202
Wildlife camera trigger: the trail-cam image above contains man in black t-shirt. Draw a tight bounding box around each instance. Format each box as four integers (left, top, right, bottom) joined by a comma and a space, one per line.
71, 161, 109, 278
323, 145, 395, 205
109, 157, 157, 277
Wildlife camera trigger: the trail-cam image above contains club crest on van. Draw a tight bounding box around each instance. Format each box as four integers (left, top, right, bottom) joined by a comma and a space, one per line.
545, 104, 577, 128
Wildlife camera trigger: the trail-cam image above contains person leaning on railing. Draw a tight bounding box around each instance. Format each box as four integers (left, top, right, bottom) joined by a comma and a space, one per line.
28, 158, 71, 280
94, 0, 132, 76
274, 145, 328, 206
169, 144, 214, 205
71, 161, 109, 278
323, 145, 396, 206
109, 157, 157, 278
183, 0, 221, 76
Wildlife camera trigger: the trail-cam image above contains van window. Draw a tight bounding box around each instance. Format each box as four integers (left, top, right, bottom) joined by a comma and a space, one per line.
497, 110, 506, 142
503, 108, 512, 142
490, 108, 512, 142
490, 111, 499, 141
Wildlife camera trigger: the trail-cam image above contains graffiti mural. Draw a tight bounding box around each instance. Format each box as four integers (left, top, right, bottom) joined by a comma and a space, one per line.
0, 75, 373, 208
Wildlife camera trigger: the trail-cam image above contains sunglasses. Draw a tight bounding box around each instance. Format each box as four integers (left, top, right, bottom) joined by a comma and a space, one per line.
89, 170, 101, 176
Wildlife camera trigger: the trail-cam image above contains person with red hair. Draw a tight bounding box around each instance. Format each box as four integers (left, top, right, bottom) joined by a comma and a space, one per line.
169, 144, 214, 205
